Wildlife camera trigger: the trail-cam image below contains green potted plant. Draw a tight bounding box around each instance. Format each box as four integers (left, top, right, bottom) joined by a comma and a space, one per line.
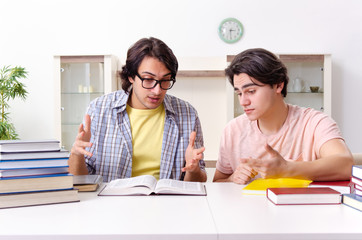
0, 66, 28, 140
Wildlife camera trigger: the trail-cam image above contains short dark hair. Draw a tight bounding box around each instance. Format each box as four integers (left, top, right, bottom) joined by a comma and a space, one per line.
225, 48, 289, 97
119, 37, 178, 93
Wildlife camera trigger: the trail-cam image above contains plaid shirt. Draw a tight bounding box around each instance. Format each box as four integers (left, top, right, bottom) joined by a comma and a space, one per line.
85, 90, 205, 182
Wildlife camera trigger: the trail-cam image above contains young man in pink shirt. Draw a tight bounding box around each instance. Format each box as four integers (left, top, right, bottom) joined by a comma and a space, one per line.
213, 48, 353, 184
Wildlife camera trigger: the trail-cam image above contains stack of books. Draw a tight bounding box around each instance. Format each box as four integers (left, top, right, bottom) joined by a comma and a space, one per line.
0, 140, 79, 209
342, 165, 362, 211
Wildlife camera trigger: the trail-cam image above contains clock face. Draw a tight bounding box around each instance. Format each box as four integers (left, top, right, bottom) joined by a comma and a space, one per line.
218, 18, 243, 43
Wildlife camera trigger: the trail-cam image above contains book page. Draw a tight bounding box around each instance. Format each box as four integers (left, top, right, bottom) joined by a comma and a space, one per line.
155, 179, 206, 195
99, 175, 157, 196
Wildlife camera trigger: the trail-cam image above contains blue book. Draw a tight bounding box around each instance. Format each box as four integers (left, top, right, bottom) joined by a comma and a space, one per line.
0, 167, 69, 178
342, 194, 362, 212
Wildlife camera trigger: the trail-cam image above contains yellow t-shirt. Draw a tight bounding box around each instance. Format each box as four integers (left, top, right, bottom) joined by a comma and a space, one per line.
126, 104, 165, 180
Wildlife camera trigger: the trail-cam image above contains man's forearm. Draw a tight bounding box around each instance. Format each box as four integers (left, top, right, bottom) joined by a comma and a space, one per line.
68, 153, 89, 175
285, 154, 353, 181
184, 168, 207, 182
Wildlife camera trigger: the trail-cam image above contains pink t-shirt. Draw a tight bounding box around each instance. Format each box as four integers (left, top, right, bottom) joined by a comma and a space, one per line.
217, 104, 344, 174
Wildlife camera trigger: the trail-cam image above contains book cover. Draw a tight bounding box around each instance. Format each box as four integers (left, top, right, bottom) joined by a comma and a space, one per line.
267, 187, 341, 205
309, 180, 352, 194
73, 175, 103, 192
0, 158, 69, 170
242, 178, 312, 195
0, 139, 60, 153
0, 167, 69, 178
98, 175, 206, 196
342, 194, 362, 212
0, 173, 73, 194
352, 165, 362, 180
0, 150, 69, 161
0, 189, 79, 209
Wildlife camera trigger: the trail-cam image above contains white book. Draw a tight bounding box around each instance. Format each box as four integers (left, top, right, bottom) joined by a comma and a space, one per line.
0, 159, 68, 170
0, 150, 69, 161
0, 140, 60, 153
98, 175, 206, 196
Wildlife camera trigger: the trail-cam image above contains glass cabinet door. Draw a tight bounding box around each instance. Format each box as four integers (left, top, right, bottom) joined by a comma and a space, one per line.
60, 61, 105, 150
232, 54, 331, 118
281, 55, 325, 113
54, 55, 120, 150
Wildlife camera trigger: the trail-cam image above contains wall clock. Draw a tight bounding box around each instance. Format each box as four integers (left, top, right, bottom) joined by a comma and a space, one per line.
218, 18, 243, 44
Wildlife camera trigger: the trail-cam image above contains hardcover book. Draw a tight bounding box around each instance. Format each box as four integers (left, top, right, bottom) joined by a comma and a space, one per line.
355, 188, 362, 197
0, 158, 69, 170
73, 175, 103, 192
267, 187, 341, 205
98, 175, 206, 196
352, 165, 362, 180
0, 174, 73, 194
0, 167, 69, 178
309, 180, 352, 194
0, 139, 60, 153
242, 178, 312, 195
0, 189, 79, 209
0, 150, 69, 161
351, 176, 362, 187
342, 194, 362, 211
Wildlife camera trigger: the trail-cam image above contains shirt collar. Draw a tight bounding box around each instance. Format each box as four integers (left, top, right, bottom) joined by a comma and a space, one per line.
112, 90, 176, 116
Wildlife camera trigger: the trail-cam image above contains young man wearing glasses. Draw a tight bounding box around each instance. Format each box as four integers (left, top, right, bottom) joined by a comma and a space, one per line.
213, 48, 353, 184
68, 37, 206, 182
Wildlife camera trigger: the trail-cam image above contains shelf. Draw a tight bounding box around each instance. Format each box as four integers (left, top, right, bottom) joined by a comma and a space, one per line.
61, 92, 104, 95
279, 54, 324, 63
62, 123, 81, 126
227, 54, 324, 63
287, 92, 324, 94
60, 55, 105, 63
176, 70, 225, 78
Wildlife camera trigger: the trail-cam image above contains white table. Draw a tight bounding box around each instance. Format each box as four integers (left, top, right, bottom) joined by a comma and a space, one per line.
206, 183, 362, 240
0, 184, 217, 240
0, 182, 361, 240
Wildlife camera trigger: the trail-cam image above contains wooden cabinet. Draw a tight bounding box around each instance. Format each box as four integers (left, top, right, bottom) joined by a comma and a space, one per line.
54, 55, 119, 150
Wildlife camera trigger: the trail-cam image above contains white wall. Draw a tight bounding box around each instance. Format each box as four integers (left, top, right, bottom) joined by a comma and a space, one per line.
0, 0, 361, 154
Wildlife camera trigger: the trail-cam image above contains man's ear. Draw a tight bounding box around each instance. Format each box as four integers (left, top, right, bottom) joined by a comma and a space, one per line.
129, 76, 135, 84
275, 82, 284, 93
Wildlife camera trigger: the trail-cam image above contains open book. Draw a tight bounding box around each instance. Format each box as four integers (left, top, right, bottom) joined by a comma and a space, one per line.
98, 175, 206, 196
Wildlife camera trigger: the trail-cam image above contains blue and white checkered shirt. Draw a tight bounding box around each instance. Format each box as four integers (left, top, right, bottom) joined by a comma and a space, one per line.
84, 90, 205, 182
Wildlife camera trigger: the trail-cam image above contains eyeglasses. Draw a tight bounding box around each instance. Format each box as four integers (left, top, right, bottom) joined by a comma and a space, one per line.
135, 72, 176, 90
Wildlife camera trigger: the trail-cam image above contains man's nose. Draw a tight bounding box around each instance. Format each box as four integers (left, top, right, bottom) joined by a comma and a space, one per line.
151, 83, 163, 94
239, 94, 250, 106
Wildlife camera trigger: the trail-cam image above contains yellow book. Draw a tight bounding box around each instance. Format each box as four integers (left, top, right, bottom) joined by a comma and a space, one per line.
242, 178, 312, 195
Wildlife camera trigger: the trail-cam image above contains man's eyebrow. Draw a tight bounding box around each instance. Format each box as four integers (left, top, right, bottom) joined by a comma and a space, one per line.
140, 71, 172, 77
234, 83, 259, 91
241, 83, 258, 89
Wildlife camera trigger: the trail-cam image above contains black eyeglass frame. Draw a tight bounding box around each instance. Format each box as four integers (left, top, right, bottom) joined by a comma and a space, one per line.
135, 72, 176, 90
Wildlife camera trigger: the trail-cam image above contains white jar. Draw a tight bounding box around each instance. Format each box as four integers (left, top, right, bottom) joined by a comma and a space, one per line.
293, 78, 303, 92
